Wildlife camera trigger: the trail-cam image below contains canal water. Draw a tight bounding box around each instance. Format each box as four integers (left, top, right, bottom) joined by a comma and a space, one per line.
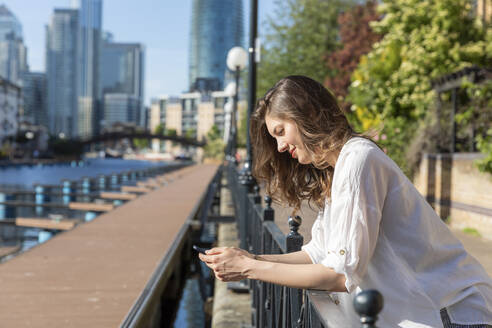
0, 158, 163, 189
0, 158, 210, 328
0, 158, 166, 254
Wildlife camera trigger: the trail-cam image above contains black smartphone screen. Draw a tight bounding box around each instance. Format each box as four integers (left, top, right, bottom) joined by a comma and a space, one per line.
193, 245, 208, 254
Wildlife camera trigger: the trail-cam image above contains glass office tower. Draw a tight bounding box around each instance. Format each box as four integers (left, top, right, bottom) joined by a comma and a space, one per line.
73, 0, 102, 137
0, 4, 28, 85
46, 9, 79, 137
101, 39, 145, 127
189, 0, 244, 92
21, 71, 48, 128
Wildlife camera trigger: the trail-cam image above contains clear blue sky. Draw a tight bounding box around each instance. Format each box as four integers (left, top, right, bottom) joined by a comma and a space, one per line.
1, 0, 276, 106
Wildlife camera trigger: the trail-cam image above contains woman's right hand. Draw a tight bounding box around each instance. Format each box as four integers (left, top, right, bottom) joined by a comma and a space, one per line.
198, 247, 255, 282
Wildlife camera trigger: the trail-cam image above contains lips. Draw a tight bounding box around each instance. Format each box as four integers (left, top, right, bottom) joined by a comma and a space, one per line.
289, 147, 296, 158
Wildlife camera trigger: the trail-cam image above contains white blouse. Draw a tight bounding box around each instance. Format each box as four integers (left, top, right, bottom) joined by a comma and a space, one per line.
301, 137, 492, 327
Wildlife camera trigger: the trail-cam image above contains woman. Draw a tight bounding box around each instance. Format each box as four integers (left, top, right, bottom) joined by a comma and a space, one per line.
199, 76, 492, 327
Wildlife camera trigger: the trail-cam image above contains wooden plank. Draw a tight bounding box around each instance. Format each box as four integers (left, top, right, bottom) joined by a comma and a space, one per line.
15, 218, 79, 231
99, 192, 137, 201
0, 245, 21, 258
121, 186, 151, 193
136, 181, 159, 188
68, 202, 114, 212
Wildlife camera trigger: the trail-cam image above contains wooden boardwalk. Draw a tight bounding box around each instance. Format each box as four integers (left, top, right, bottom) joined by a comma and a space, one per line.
0, 164, 218, 327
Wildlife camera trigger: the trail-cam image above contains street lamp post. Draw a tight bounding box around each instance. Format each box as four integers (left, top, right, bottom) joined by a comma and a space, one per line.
239, 0, 258, 191
226, 46, 247, 162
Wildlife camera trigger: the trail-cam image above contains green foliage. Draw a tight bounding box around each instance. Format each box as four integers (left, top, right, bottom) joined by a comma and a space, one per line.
348, 0, 491, 175
462, 227, 481, 237
204, 125, 225, 160
237, 105, 247, 148
165, 128, 177, 137
257, 0, 355, 97
184, 128, 196, 139
133, 138, 149, 149
476, 128, 492, 174
154, 124, 164, 135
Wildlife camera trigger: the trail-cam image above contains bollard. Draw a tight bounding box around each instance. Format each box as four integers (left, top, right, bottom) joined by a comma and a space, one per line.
62, 180, 75, 204
81, 177, 91, 201
110, 173, 119, 190
98, 175, 107, 191
353, 289, 383, 328
34, 185, 50, 216
121, 172, 129, 185
0, 192, 16, 219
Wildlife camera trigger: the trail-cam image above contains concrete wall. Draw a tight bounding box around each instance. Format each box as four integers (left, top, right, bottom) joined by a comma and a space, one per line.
413, 153, 492, 239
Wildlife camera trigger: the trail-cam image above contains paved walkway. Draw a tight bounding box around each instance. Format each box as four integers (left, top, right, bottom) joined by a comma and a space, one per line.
0, 164, 218, 327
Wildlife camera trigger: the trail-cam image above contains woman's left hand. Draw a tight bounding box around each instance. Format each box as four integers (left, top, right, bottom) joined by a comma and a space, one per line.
198, 247, 253, 282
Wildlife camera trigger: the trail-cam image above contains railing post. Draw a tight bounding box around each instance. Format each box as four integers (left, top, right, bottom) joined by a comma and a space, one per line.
263, 196, 274, 222
286, 215, 303, 252
354, 289, 383, 328
258, 195, 274, 328
286, 215, 303, 328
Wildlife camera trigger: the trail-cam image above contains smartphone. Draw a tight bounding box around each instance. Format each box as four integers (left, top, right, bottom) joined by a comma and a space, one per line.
193, 245, 208, 255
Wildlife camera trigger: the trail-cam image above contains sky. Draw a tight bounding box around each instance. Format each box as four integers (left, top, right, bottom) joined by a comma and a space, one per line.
1, 0, 276, 106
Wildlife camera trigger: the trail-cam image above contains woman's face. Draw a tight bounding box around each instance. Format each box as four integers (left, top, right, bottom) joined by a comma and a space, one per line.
265, 114, 312, 165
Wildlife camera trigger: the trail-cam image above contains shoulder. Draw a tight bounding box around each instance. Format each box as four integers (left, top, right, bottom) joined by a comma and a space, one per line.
335, 137, 385, 174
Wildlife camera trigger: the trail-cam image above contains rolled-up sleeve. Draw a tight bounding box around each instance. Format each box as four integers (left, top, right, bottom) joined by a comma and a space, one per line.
319, 147, 387, 293
301, 211, 325, 264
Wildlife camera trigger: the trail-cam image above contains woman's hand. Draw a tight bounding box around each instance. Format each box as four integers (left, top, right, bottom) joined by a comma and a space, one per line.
198, 247, 254, 282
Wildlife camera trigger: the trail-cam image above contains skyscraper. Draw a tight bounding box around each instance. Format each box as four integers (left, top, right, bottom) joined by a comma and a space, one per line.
46, 9, 79, 137
189, 0, 244, 92
0, 4, 28, 85
101, 37, 145, 127
21, 71, 48, 128
74, 0, 103, 137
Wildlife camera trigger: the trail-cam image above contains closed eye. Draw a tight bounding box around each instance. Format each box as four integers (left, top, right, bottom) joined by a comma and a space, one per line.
274, 128, 284, 136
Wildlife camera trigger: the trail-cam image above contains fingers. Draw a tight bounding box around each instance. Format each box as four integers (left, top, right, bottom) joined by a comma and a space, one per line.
205, 247, 227, 255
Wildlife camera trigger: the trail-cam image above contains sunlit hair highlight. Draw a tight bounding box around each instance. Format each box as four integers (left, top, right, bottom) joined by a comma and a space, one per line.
250, 75, 366, 212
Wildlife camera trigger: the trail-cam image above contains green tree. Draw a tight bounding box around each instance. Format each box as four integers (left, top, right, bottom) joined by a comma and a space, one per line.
133, 138, 149, 149
324, 0, 381, 112
154, 124, 164, 135
184, 128, 196, 139
203, 125, 225, 160
237, 105, 247, 148
348, 0, 491, 175
165, 128, 177, 137
258, 0, 355, 97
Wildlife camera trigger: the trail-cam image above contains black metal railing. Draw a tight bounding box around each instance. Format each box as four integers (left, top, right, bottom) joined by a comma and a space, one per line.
227, 162, 383, 328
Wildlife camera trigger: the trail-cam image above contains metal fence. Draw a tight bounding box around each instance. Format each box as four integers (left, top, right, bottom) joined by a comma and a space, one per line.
226, 162, 383, 328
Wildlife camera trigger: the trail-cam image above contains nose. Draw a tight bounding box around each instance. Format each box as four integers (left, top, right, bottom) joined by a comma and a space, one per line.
277, 139, 288, 153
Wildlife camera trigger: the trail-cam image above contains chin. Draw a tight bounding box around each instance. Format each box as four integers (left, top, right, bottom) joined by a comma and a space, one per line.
298, 157, 311, 165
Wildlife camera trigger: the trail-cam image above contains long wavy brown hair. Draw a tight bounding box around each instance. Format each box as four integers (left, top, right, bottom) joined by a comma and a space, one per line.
251, 75, 365, 212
